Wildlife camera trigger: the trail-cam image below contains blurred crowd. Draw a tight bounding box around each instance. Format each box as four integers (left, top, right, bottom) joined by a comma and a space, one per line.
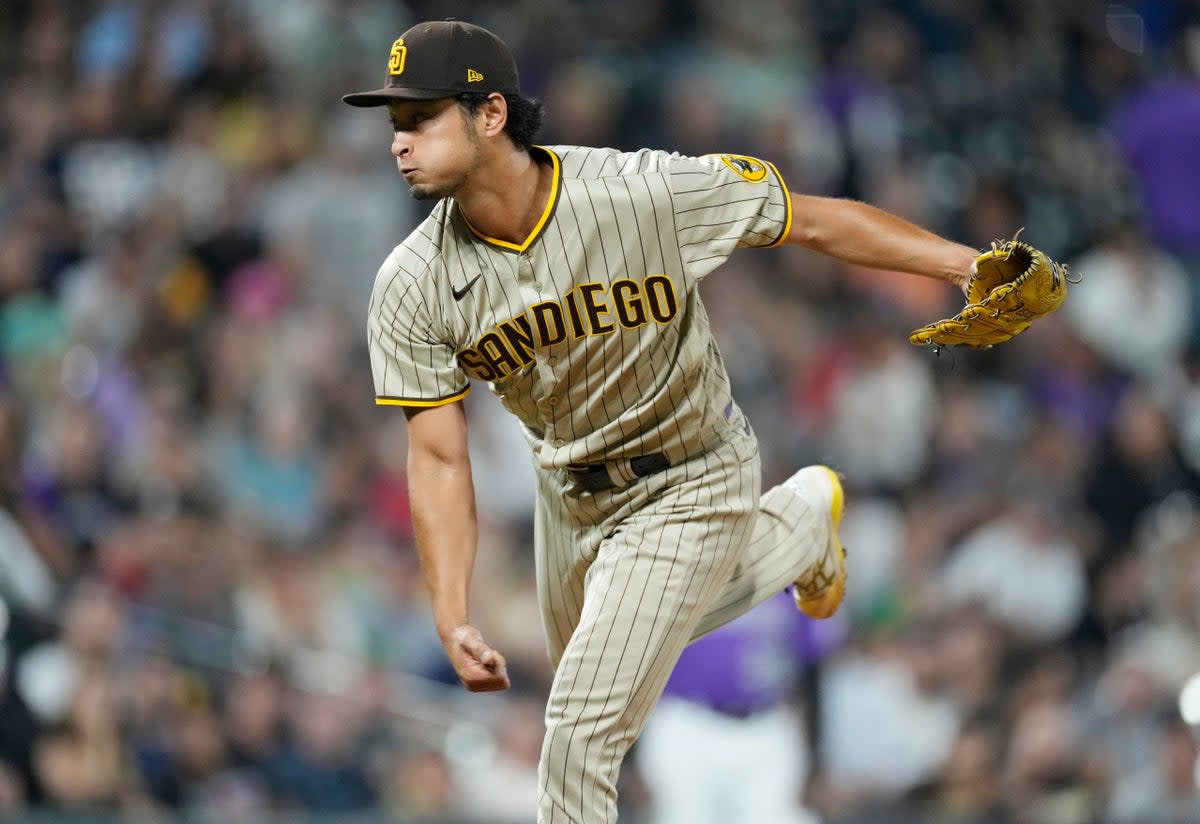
2, 1, 1200, 822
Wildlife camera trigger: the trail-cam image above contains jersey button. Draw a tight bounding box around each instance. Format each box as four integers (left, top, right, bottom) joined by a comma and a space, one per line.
553, 438, 565, 447
547, 357, 558, 366
548, 396, 559, 406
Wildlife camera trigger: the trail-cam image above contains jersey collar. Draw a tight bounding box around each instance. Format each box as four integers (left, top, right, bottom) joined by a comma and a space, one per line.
459, 146, 561, 253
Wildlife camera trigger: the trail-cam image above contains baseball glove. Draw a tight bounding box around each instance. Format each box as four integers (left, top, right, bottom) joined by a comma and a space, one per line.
909, 230, 1072, 349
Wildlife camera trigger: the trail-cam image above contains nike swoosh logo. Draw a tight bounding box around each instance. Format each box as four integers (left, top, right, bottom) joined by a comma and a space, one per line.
452, 274, 483, 301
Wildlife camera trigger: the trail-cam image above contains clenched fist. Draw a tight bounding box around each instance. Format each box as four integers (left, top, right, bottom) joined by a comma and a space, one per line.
444, 624, 511, 692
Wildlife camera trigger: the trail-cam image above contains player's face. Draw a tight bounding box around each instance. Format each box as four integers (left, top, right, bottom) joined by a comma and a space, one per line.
387, 98, 482, 200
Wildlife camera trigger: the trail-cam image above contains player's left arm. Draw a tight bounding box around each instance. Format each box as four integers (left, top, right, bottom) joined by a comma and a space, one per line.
781, 193, 975, 294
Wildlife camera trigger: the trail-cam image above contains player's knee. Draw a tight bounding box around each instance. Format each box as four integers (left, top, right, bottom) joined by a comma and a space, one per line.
543, 706, 636, 773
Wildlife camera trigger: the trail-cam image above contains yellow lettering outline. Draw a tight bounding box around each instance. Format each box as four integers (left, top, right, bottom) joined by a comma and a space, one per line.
498, 315, 536, 365
578, 282, 616, 336
644, 274, 678, 325
456, 347, 497, 382
611, 279, 649, 330
530, 301, 567, 347
478, 332, 522, 379
563, 288, 588, 339
463, 274, 677, 379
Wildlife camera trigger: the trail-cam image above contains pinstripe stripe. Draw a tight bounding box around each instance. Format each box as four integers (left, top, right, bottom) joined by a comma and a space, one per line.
674, 195, 772, 216
672, 178, 764, 195
679, 233, 755, 248
595, 177, 633, 417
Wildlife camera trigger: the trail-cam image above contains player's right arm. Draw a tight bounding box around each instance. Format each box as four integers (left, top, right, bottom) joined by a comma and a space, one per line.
661, 151, 972, 293
368, 244, 505, 690
782, 194, 975, 293
405, 401, 510, 692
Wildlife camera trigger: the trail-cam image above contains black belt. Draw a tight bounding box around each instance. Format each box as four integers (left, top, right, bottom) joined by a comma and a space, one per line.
565, 452, 671, 493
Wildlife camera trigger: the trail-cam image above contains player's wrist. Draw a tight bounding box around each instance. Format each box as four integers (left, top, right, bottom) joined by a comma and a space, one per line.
945, 244, 977, 283
436, 617, 471, 645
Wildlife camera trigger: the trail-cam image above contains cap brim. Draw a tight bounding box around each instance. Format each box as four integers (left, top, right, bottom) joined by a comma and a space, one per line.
341, 87, 459, 107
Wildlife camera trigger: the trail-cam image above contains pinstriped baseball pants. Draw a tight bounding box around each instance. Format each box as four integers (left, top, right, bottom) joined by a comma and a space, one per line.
533, 428, 833, 824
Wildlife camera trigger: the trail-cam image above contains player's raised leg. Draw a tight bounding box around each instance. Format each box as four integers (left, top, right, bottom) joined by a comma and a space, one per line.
691, 463, 847, 639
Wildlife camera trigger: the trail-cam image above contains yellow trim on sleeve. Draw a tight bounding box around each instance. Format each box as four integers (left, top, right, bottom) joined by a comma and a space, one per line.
461, 146, 561, 253
764, 161, 793, 248
375, 385, 472, 408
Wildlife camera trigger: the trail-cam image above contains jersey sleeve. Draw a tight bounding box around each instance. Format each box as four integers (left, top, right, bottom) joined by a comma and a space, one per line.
665, 152, 793, 280
367, 269, 470, 408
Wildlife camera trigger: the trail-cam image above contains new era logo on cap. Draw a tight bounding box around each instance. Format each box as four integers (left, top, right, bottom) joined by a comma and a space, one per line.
342, 19, 520, 107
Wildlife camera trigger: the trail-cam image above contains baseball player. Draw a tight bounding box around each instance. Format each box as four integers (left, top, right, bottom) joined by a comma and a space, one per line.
343, 19, 974, 824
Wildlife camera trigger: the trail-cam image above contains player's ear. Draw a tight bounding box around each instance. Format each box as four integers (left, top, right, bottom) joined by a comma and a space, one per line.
480, 93, 508, 139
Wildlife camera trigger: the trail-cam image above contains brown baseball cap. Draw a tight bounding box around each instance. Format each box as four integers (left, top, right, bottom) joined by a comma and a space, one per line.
342, 19, 520, 107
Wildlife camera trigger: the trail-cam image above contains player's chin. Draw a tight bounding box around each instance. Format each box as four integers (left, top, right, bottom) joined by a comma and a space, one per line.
408, 183, 443, 201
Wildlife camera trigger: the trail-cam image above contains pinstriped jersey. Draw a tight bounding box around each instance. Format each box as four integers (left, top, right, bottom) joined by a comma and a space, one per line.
366, 145, 792, 469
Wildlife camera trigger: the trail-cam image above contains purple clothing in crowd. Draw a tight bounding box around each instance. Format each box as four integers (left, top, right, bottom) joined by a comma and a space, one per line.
662, 591, 842, 713
1109, 77, 1200, 254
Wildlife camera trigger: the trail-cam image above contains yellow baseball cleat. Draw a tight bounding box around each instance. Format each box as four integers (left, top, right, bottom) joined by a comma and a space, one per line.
791, 465, 847, 620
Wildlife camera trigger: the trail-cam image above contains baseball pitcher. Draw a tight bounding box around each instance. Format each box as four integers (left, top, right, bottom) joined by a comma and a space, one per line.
343, 18, 1064, 824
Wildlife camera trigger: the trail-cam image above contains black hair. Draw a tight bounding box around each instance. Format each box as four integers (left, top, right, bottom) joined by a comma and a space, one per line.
457, 93, 544, 151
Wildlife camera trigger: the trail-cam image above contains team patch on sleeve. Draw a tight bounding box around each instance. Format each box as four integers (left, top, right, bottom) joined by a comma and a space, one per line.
716, 154, 769, 183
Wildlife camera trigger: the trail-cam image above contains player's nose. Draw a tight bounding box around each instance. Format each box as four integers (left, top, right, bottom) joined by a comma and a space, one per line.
390, 132, 411, 158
